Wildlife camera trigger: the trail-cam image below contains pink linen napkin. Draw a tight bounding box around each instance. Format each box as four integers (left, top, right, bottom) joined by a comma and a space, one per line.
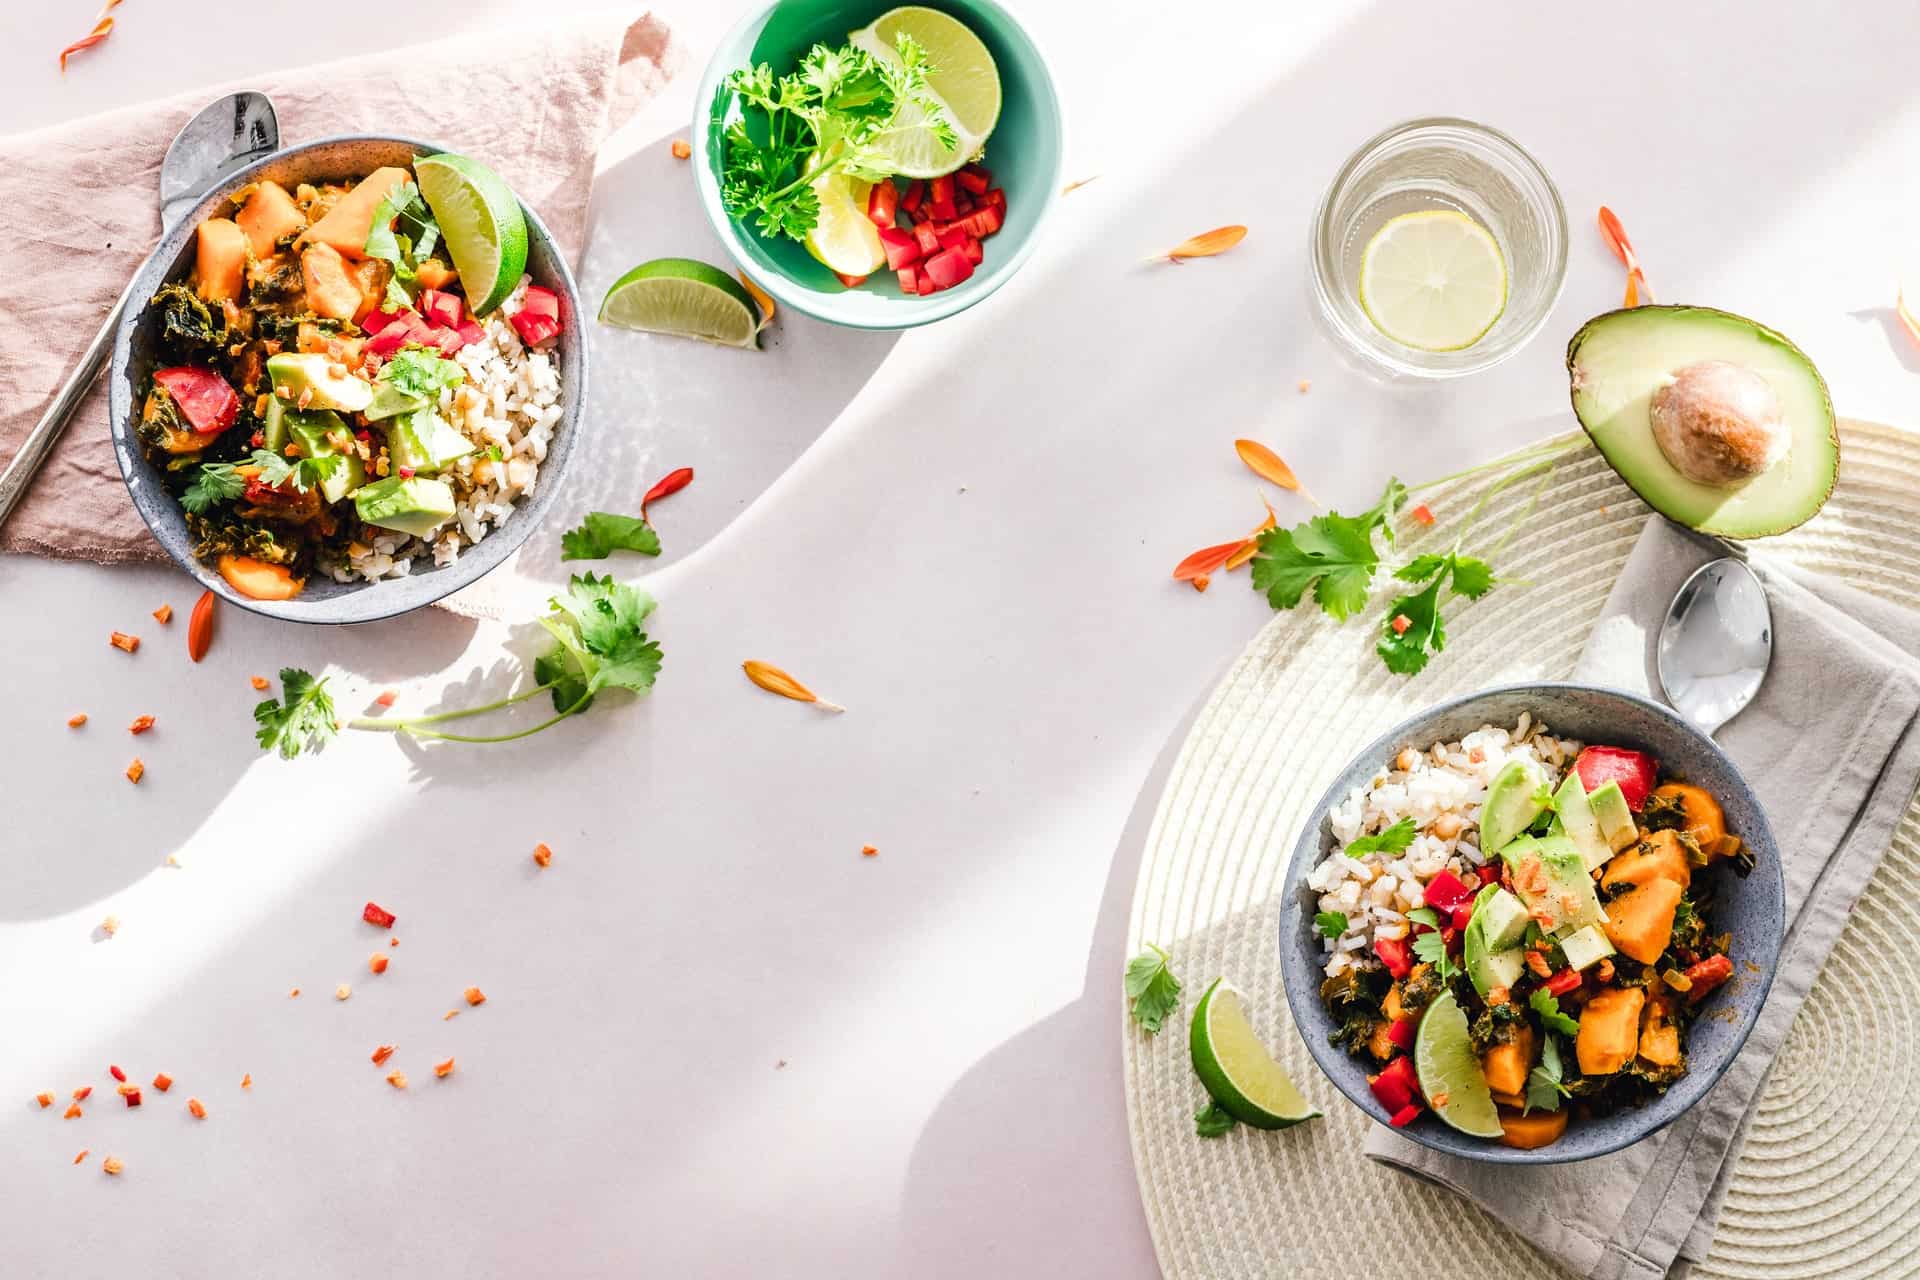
0, 10, 676, 562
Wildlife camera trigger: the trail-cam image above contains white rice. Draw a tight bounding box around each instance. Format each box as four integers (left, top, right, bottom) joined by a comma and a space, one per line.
1306, 714, 1584, 978
320, 276, 563, 583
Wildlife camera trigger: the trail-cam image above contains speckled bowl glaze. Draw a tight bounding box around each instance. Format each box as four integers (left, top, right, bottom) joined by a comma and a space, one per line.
1279, 682, 1784, 1165
109, 135, 585, 624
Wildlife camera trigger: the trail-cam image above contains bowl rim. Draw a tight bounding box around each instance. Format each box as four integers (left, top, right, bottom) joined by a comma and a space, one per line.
107, 133, 586, 625
689, 0, 1065, 330
1278, 680, 1785, 1165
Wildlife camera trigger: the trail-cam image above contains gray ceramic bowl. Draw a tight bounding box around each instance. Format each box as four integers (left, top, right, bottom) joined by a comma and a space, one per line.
108, 135, 586, 624
1279, 682, 1784, 1164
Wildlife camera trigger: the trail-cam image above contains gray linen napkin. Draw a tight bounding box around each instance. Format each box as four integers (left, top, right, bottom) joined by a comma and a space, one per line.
1363, 517, 1920, 1279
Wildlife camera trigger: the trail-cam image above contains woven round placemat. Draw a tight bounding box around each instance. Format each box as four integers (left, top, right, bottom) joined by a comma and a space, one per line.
1123, 420, 1920, 1280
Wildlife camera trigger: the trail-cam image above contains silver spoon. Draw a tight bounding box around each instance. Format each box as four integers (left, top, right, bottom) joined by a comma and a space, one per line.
0, 91, 278, 526
1658, 554, 1773, 735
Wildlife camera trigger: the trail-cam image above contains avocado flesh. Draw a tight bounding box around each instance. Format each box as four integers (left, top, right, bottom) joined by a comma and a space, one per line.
1552, 774, 1612, 873
1501, 834, 1607, 934
1463, 885, 1530, 996
266, 352, 373, 415
1480, 759, 1548, 856
355, 475, 455, 537
285, 413, 365, 504
1568, 305, 1837, 538
384, 408, 475, 474
1586, 781, 1637, 852
1557, 924, 1615, 971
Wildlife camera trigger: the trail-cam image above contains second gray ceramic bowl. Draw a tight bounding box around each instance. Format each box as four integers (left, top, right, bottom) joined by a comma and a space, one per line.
108, 135, 586, 624
1279, 682, 1784, 1164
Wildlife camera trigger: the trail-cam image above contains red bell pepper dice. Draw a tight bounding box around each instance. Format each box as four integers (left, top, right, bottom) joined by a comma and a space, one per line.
961, 236, 983, 265
962, 206, 1003, 239
899, 179, 925, 214
895, 267, 918, 294
152, 367, 239, 435
1544, 967, 1582, 997
1373, 934, 1413, 979
1573, 746, 1658, 810
922, 248, 974, 290
419, 288, 464, 330
913, 222, 942, 255
508, 285, 564, 346
427, 325, 467, 357
915, 273, 936, 296
955, 164, 991, 194
1476, 864, 1501, 886
1387, 1017, 1417, 1052
953, 191, 974, 217
1422, 868, 1474, 914
982, 187, 1007, 213
365, 324, 411, 358
1683, 953, 1734, 1002
1369, 1054, 1419, 1112
363, 902, 397, 929
878, 226, 922, 272
454, 318, 485, 348
927, 174, 956, 220
866, 178, 899, 228
1388, 1102, 1423, 1128
361, 308, 405, 335
1441, 925, 1462, 953
518, 285, 562, 325
1449, 904, 1474, 932
936, 225, 970, 252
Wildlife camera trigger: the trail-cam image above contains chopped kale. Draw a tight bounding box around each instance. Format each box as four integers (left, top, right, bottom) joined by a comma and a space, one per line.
150, 283, 227, 362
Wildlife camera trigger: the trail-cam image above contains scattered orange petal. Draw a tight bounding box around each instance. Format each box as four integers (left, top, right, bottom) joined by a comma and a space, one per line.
861, 844, 878, 857
101, 1155, 123, 1176
250, 675, 270, 691
1173, 539, 1242, 582
335, 984, 351, 1001
369, 953, 388, 975
532, 842, 553, 868
151, 1073, 172, 1093
1297, 379, 1312, 394
289, 988, 300, 998
165, 853, 181, 868
1897, 281, 1920, 347
1597, 207, 1653, 307
463, 987, 486, 1007
72, 1086, 92, 1102
1222, 541, 1261, 573
389, 937, 398, 947
433, 1057, 455, 1079
36, 1092, 53, 1109
1149, 225, 1247, 264
385, 1071, 408, 1089
58, 0, 121, 72
152, 604, 172, 624
67, 713, 87, 728
187, 1098, 206, 1120
1234, 439, 1314, 502
737, 274, 777, 330
240, 1074, 252, 1089
742, 661, 844, 713
670, 138, 691, 160
1061, 174, 1102, 196
109, 631, 139, 653
371, 1045, 395, 1067
128, 715, 155, 735
374, 690, 397, 708
444, 1010, 460, 1021
74, 1149, 89, 1165
125, 758, 144, 784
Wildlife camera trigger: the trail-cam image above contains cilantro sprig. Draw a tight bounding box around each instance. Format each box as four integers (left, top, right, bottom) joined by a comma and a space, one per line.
1344, 816, 1416, 858
254, 668, 338, 760
1314, 910, 1351, 940
363, 178, 442, 308
721, 34, 956, 241
1125, 943, 1182, 1034
1195, 1101, 1239, 1138
1524, 1032, 1572, 1114
181, 449, 345, 514
560, 512, 662, 562
1528, 987, 1581, 1037
1411, 928, 1455, 981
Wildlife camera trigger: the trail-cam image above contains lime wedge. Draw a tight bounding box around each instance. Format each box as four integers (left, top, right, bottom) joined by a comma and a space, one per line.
849, 5, 1001, 178
414, 153, 529, 318
599, 258, 763, 349
1358, 210, 1508, 352
1189, 979, 1322, 1129
802, 172, 886, 277
1413, 989, 1503, 1137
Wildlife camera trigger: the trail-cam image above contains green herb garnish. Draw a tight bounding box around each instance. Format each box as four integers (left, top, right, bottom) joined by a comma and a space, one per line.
1194, 1101, 1239, 1138
254, 668, 339, 760
1524, 1032, 1572, 1114
363, 178, 443, 308
1315, 910, 1351, 940
1125, 943, 1182, 1034
560, 512, 662, 561
1529, 987, 1581, 1037
1344, 817, 1416, 857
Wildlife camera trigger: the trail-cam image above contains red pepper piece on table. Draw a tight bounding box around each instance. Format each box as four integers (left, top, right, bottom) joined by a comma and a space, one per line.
362, 902, 396, 929
640, 467, 694, 521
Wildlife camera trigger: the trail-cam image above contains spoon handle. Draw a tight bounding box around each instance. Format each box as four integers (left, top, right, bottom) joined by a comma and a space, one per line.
0, 273, 141, 528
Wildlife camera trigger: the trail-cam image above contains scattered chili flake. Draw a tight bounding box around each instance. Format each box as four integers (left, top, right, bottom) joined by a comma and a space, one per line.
1061, 175, 1102, 195
128, 715, 155, 735
64, 1103, 83, 1119
187, 590, 216, 662
101, 915, 120, 937
165, 853, 181, 868
369, 953, 389, 975
35, 1092, 53, 1108
443, 1010, 459, 1021
389, 937, 398, 947
108, 1065, 126, 1083
289, 988, 300, 998
250, 675, 270, 691
463, 987, 486, 1007
67, 713, 87, 728
641, 466, 695, 520
374, 690, 397, 708
1390, 614, 1412, 635
362, 902, 397, 929
1297, 378, 1312, 393
102, 1156, 124, 1176
121, 1088, 141, 1108
151, 1073, 172, 1093
532, 842, 553, 868
152, 604, 173, 624
385, 1070, 408, 1089
1409, 503, 1435, 526
433, 1057, 455, 1079
109, 631, 139, 653
861, 845, 878, 857
74, 1149, 89, 1165
335, 984, 352, 1001
73, 1086, 91, 1102
240, 1074, 252, 1089
125, 758, 144, 784
187, 1098, 206, 1119
1192, 575, 1210, 592
371, 1045, 396, 1067
670, 138, 691, 160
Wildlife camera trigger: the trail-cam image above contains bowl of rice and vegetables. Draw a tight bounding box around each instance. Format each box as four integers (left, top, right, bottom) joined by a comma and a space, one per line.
108, 136, 582, 623
1280, 684, 1783, 1162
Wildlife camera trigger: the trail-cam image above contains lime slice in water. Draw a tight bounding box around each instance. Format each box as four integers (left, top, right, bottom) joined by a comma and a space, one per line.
1189, 979, 1322, 1129
599, 258, 763, 349
849, 5, 1001, 178
1414, 989, 1504, 1138
1358, 210, 1508, 352
802, 172, 886, 277
414, 153, 529, 318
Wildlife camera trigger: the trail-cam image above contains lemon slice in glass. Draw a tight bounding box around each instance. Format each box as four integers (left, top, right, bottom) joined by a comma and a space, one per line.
1359, 210, 1508, 352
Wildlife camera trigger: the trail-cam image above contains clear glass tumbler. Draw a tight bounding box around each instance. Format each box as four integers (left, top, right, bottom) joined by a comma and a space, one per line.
1310, 117, 1567, 380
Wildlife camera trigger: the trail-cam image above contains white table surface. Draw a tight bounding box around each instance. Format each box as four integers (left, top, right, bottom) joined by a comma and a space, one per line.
4, 3, 1918, 1276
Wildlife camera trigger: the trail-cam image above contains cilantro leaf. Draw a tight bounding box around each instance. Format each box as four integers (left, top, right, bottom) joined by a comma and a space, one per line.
1124, 943, 1181, 1034
1344, 817, 1416, 857
1195, 1101, 1239, 1138
1448, 555, 1496, 599
1529, 987, 1581, 1037
534, 573, 663, 714
379, 349, 465, 400
1378, 575, 1446, 676
254, 668, 337, 760
1315, 910, 1351, 940
180, 462, 247, 514
1394, 553, 1449, 583
1525, 1032, 1571, 1114
363, 178, 441, 302
560, 512, 662, 561
1405, 907, 1441, 930
1410, 928, 1454, 981
1249, 476, 1405, 621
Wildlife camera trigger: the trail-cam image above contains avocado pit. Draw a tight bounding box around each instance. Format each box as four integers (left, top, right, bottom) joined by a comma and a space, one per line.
1648, 360, 1789, 487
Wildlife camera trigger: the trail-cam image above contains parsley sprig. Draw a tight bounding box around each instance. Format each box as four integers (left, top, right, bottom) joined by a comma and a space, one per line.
254, 668, 339, 759
1125, 943, 1182, 1034
1343, 816, 1416, 858
1525, 1032, 1572, 1114
181, 450, 345, 514
363, 178, 442, 309
560, 512, 661, 561
721, 34, 955, 241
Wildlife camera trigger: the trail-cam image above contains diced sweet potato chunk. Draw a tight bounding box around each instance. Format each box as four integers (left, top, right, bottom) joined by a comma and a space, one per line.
297, 166, 409, 260
1498, 1105, 1568, 1149
301, 243, 363, 322
1603, 829, 1691, 893
1651, 783, 1725, 848
1576, 985, 1645, 1075
1479, 1020, 1535, 1097
235, 180, 307, 258
1639, 992, 1682, 1066
1602, 878, 1684, 964
194, 218, 248, 303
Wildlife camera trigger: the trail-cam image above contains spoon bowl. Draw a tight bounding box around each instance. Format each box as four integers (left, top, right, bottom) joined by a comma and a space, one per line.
1658, 555, 1773, 735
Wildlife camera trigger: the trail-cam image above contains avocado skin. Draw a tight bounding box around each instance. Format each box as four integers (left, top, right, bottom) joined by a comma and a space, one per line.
1565, 304, 1838, 539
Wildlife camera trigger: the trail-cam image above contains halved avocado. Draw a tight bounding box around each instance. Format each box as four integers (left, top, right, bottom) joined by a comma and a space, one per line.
1567, 305, 1837, 538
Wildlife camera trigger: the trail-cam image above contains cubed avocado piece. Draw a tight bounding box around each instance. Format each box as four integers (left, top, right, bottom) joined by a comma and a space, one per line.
1556, 924, 1615, 972
384, 408, 475, 474
265, 351, 372, 414
1502, 834, 1608, 934
1552, 773, 1612, 873
1463, 884, 1531, 997
354, 476, 455, 537
261, 394, 289, 454
285, 412, 366, 504
363, 380, 426, 422
1480, 759, 1549, 855
1587, 781, 1637, 852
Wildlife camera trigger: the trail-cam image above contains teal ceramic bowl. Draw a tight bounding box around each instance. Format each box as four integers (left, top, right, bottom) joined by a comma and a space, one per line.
693, 0, 1063, 328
